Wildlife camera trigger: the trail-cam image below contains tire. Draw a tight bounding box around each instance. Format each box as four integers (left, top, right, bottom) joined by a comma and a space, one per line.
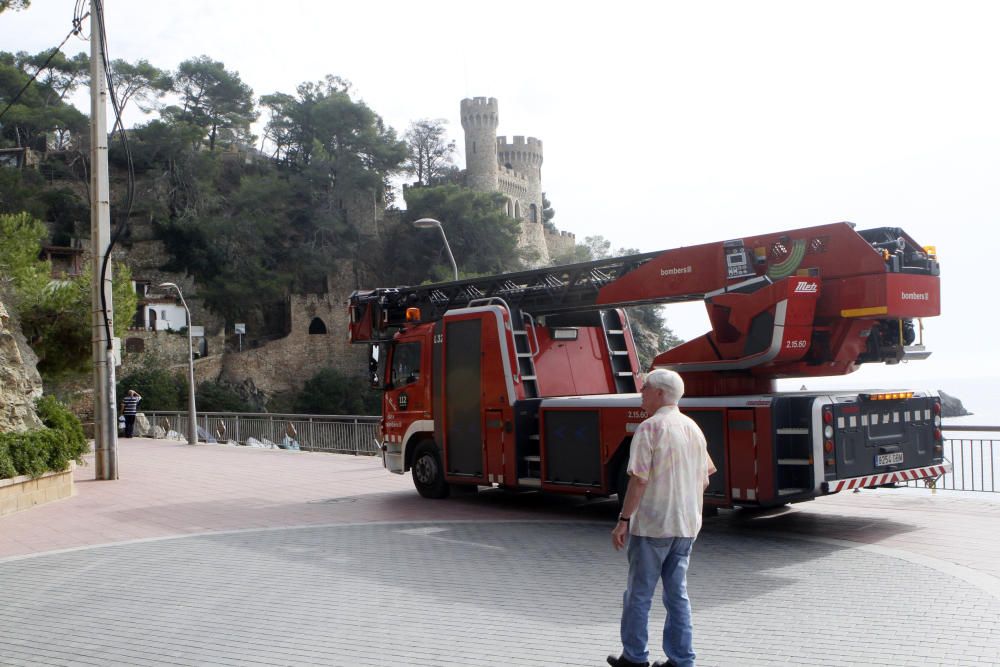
411, 441, 450, 499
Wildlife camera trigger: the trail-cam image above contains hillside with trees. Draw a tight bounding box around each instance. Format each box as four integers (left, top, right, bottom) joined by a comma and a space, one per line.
0, 29, 680, 412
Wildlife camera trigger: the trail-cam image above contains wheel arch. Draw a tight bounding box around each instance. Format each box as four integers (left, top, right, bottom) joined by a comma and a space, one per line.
607, 436, 633, 493
403, 431, 436, 472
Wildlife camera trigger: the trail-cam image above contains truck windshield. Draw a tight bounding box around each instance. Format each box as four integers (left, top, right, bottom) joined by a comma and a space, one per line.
391, 341, 422, 386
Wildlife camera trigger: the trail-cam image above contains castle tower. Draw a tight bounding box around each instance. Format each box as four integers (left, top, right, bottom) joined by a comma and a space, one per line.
460, 97, 551, 266
497, 135, 544, 225
460, 97, 499, 191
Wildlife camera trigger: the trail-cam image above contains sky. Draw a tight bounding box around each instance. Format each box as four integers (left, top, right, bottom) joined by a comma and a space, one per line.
2, 1, 998, 411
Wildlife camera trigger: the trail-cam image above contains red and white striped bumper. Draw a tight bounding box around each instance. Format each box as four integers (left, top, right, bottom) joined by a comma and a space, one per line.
825, 462, 952, 494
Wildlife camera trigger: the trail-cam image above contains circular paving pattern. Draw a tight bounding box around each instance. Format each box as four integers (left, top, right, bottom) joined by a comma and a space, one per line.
1, 521, 998, 666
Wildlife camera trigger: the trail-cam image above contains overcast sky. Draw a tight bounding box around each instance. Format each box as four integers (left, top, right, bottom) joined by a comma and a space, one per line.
3, 1, 998, 407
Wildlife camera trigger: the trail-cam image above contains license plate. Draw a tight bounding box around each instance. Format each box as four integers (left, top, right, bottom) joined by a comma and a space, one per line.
875, 452, 904, 467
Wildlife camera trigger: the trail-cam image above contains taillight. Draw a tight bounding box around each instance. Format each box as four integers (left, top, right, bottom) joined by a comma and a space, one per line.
933, 401, 941, 415
824, 440, 834, 453
934, 428, 942, 441
823, 409, 833, 425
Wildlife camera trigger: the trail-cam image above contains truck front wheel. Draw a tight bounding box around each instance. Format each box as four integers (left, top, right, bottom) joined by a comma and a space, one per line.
412, 441, 450, 499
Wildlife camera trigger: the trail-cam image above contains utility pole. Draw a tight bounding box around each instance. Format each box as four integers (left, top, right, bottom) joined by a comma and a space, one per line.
90, 0, 118, 480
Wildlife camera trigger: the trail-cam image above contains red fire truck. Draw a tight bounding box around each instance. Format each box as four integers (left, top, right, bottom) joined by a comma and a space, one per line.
348, 222, 950, 509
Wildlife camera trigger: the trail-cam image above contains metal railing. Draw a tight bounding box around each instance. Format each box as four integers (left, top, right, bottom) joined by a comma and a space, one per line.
140, 411, 380, 456
908, 425, 998, 493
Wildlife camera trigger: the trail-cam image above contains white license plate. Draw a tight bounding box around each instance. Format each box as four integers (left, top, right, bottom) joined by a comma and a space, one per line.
875, 452, 904, 467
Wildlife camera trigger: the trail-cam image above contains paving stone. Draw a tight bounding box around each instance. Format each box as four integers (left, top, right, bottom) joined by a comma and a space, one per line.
1, 522, 999, 666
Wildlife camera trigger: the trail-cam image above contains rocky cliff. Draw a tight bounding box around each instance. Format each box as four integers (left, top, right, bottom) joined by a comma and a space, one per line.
938, 390, 972, 418
0, 299, 43, 432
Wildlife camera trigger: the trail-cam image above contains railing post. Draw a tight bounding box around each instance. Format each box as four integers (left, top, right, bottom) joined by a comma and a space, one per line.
354, 417, 359, 455
309, 417, 315, 453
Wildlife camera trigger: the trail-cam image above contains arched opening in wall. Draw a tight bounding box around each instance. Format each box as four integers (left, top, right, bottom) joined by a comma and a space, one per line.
309, 317, 328, 335
529, 204, 538, 223
506, 199, 513, 217
514, 201, 521, 219
148, 309, 157, 330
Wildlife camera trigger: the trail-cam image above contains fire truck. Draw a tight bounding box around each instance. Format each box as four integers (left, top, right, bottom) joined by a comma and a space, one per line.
348, 222, 950, 509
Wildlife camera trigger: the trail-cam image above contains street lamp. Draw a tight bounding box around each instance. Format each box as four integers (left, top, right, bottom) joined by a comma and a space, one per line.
413, 217, 459, 281
158, 282, 198, 445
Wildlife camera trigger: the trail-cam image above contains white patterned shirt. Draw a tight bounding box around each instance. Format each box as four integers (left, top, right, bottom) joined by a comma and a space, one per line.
627, 405, 715, 538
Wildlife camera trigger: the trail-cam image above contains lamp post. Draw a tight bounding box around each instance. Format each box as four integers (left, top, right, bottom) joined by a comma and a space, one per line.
158, 282, 198, 445
413, 217, 459, 281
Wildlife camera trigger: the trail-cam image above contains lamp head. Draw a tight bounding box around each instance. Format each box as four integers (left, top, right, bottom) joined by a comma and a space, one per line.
413, 217, 442, 229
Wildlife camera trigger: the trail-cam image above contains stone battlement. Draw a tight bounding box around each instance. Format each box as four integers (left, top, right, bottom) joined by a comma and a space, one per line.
497, 135, 543, 149
461, 97, 499, 130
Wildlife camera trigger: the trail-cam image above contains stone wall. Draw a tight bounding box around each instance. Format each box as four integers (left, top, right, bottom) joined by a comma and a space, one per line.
0, 300, 43, 432
545, 229, 578, 262
218, 265, 365, 399
0, 466, 74, 516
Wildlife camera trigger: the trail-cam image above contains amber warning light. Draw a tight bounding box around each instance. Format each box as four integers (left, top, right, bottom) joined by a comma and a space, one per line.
860, 391, 914, 401
405, 307, 421, 322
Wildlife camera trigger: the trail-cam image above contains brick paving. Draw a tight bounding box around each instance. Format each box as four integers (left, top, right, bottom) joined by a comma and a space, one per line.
1, 438, 999, 666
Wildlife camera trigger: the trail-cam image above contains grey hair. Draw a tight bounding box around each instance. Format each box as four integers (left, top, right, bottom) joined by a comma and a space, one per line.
643, 368, 684, 405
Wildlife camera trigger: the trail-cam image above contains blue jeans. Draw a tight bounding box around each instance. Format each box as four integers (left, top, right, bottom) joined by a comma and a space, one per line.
620, 535, 696, 667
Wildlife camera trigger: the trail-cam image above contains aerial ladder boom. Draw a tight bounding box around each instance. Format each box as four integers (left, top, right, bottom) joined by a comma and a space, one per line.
349, 222, 939, 395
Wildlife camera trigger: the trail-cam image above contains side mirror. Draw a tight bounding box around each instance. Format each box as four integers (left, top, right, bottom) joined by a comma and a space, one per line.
368, 343, 385, 389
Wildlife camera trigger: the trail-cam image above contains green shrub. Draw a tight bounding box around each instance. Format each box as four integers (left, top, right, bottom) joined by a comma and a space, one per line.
36, 395, 88, 470
0, 396, 89, 481
196, 381, 255, 412
0, 443, 16, 479
293, 368, 380, 416
117, 365, 185, 410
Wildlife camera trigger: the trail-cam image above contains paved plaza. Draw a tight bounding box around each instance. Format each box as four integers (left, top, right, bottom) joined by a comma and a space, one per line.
1, 439, 999, 666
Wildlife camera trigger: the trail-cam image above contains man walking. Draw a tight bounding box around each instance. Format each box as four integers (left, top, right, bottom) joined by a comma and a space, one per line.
608, 369, 716, 667
121, 389, 142, 438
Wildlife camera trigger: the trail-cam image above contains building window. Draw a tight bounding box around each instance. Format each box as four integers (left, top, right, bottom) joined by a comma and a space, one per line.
529, 204, 538, 223
308, 317, 328, 335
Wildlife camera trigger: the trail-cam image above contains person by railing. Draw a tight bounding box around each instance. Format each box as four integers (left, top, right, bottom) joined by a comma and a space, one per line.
137, 410, 380, 456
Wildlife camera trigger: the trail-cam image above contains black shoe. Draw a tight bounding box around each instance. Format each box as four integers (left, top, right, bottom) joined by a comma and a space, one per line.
607, 655, 649, 667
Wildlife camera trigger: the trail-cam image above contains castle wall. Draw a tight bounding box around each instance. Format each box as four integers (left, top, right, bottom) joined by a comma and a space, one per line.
544, 230, 578, 262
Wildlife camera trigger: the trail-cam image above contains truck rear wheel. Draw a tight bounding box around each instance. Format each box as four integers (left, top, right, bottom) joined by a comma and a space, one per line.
412, 441, 450, 499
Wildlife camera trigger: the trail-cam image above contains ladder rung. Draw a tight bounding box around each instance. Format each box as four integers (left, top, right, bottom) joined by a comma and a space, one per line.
610, 350, 629, 355
523, 455, 540, 462
777, 459, 811, 465
607, 329, 624, 334
517, 352, 533, 357
616, 372, 633, 377
528, 434, 540, 440
522, 375, 537, 380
